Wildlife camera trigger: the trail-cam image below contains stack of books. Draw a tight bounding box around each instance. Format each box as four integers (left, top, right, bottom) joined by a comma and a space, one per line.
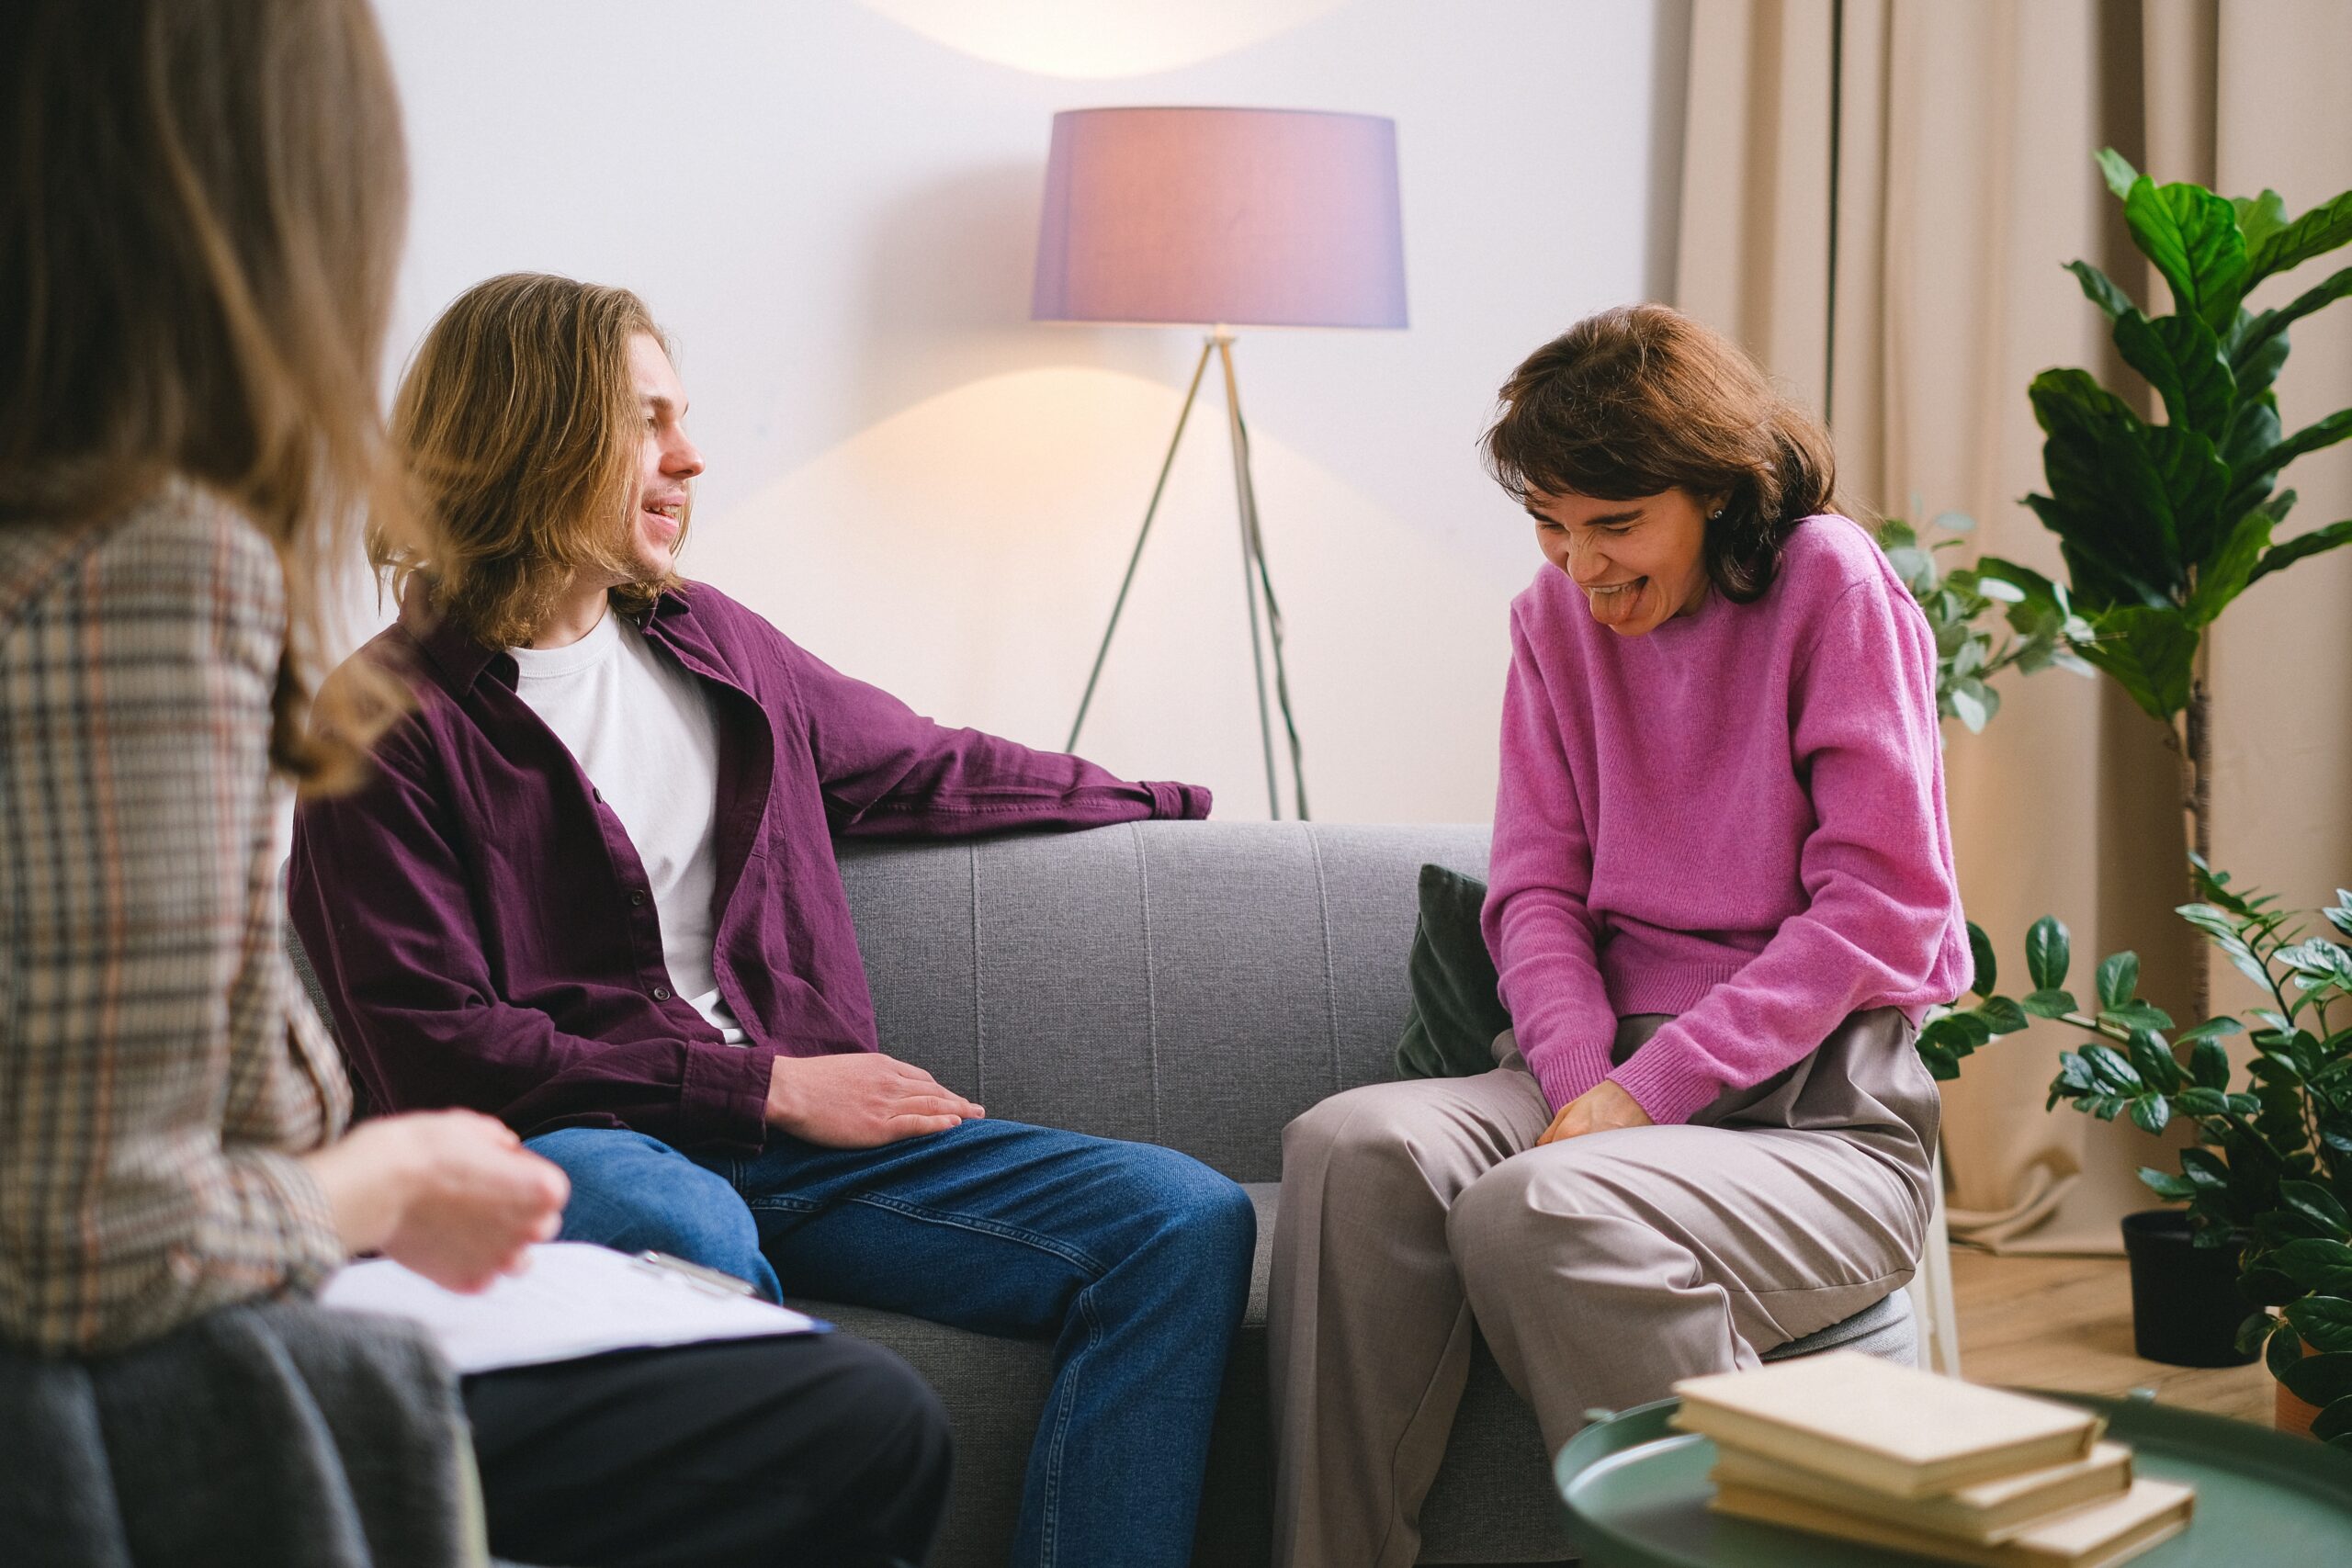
1672, 1352, 2195, 1568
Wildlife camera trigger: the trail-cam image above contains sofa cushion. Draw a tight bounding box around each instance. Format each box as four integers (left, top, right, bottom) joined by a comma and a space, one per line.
1395, 863, 1512, 1081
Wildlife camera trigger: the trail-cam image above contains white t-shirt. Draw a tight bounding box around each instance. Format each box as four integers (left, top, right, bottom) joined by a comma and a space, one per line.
508, 605, 746, 1043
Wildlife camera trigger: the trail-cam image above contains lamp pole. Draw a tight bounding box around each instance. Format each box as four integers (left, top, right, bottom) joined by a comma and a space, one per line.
1064, 331, 1307, 821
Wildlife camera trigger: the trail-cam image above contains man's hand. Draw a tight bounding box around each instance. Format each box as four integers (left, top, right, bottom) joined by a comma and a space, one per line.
765, 1052, 983, 1147
1535, 1078, 1654, 1146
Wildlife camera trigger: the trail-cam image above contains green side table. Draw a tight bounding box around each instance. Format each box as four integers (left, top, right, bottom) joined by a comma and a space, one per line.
1555, 1391, 2352, 1566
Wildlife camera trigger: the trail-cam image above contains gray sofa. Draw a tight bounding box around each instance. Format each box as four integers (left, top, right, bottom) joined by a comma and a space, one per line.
822, 821, 1917, 1568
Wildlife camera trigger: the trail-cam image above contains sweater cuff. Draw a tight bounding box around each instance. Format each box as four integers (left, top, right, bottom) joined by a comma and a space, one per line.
1521, 1037, 1612, 1114
1604, 1032, 1724, 1126
1145, 781, 1213, 820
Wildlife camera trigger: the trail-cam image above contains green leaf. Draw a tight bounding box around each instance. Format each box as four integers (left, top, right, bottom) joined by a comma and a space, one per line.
2282, 1181, 2352, 1242
2027, 917, 2072, 990
2271, 1237, 2352, 1295
2022, 987, 2080, 1020
2248, 186, 2352, 286
2173, 1087, 2231, 1117
2176, 1015, 2245, 1043
2179, 1146, 2230, 1190
1950, 681, 1989, 733
2235, 188, 2290, 260
2250, 518, 2352, 588
2313, 1396, 2352, 1445
2082, 1043, 2144, 1094
2097, 952, 2140, 1010
2237, 1309, 2281, 1357
2238, 408, 2352, 489
1967, 922, 1997, 997
2141, 1167, 2199, 1200
2123, 178, 2249, 332
2097, 148, 2142, 199
2188, 1035, 2233, 1090
2130, 1093, 2172, 1134
2127, 1028, 2183, 1093
2282, 1350, 2352, 1408
2102, 1000, 2177, 1032
2064, 258, 2135, 320
1973, 996, 2031, 1035
2186, 504, 2278, 626
2113, 310, 2235, 439
2232, 262, 2352, 367
2272, 1317, 2312, 1381
2075, 605, 2199, 721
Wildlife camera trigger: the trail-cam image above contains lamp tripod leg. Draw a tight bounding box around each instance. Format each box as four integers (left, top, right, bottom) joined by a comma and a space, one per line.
1065, 338, 1217, 754
1216, 335, 1309, 821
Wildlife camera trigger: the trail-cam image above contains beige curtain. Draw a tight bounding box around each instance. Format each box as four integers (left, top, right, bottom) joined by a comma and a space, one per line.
1673, 0, 2352, 1250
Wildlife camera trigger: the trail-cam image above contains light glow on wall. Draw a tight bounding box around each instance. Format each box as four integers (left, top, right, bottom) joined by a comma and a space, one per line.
695, 365, 1508, 821
858, 0, 1355, 79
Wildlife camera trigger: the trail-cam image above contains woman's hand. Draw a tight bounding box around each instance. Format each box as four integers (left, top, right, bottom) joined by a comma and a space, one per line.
1535, 1079, 1654, 1145
304, 1111, 569, 1292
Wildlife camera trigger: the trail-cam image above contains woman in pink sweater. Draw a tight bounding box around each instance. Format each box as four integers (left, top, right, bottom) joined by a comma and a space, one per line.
1268, 305, 1965, 1568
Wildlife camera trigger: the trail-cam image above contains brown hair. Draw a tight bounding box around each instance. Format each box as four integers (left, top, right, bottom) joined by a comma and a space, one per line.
378, 274, 682, 649
0, 0, 415, 790
1483, 304, 1840, 603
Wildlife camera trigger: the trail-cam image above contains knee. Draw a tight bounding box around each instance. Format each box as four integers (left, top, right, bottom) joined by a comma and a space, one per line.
1447, 1153, 1607, 1277
1125, 1146, 1258, 1276
1281, 1086, 1416, 1179
532, 1131, 759, 1269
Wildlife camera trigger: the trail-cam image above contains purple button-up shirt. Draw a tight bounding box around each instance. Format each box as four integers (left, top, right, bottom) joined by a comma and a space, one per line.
288, 582, 1208, 1153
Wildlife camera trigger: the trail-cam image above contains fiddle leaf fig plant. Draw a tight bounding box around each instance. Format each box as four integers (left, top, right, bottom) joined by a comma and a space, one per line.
1979, 151, 2352, 878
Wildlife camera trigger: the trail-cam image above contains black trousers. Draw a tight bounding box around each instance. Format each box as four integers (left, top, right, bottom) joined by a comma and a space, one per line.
461, 1332, 950, 1568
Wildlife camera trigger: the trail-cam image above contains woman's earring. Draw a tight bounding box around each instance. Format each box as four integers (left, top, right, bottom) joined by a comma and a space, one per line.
1709, 508, 1725, 521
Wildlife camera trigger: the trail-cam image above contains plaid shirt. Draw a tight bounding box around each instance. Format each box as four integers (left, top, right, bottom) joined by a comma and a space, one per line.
1, 486, 348, 1356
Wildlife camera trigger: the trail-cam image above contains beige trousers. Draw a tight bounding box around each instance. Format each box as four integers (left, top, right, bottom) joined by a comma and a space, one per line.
1267, 1010, 1939, 1568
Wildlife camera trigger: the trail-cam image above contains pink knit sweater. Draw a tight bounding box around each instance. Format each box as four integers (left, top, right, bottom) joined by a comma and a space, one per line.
1481, 513, 1967, 1125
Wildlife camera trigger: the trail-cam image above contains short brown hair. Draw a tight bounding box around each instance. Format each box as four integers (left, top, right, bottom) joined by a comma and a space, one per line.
0, 0, 413, 790
379, 274, 681, 649
1483, 304, 1840, 602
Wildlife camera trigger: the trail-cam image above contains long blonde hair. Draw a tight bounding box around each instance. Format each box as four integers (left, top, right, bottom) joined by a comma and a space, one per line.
0, 0, 415, 791
379, 274, 684, 649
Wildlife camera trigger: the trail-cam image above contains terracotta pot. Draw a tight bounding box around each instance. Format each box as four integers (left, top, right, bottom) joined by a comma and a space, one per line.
2275, 1333, 2323, 1438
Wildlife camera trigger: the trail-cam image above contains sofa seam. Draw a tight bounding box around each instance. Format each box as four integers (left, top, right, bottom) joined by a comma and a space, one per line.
1134, 822, 1161, 1146
969, 840, 986, 1104
1305, 826, 1342, 1097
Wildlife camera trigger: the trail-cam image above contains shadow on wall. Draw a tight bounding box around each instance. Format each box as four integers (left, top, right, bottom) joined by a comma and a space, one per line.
850, 160, 1190, 435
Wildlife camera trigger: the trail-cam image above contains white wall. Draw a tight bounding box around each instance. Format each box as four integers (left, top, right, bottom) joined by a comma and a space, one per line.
374, 0, 1674, 821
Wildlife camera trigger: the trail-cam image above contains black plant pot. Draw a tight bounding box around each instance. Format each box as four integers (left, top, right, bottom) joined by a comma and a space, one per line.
2120, 1209, 2257, 1368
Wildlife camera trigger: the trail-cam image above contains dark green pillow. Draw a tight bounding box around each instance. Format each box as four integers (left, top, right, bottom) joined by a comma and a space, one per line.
1395, 863, 1513, 1079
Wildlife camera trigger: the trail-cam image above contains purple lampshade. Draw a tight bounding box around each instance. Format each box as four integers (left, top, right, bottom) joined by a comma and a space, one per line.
1032, 107, 1408, 331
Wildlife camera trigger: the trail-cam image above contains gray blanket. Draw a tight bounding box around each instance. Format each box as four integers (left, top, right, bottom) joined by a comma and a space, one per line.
0, 1296, 477, 1568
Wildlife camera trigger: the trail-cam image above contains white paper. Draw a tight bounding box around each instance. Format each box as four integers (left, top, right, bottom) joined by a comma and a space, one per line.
321, 1242, 824, 1374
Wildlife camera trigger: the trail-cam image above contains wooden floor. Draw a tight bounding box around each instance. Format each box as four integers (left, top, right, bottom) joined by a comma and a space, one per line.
1950, 1249, 2275, 1424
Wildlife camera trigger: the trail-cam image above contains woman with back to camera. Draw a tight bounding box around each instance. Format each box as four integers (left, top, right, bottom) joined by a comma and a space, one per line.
1267, 303, 1964, 1567
0, 3, 945, 1564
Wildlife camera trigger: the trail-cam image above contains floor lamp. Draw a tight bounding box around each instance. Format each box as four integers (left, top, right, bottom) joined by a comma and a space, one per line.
1032, 107, 1408, 820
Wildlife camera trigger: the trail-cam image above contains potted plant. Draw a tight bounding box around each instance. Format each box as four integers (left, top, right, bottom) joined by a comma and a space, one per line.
1920, 866, 2352, 1444
1973, 151, 2352, 1022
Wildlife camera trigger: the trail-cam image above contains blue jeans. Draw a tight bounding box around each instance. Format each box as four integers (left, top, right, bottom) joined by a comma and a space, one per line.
526, 1120, 1256, 1568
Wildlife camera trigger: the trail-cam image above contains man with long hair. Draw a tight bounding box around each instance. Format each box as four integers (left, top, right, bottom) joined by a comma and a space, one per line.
291, 272, 1257, 1568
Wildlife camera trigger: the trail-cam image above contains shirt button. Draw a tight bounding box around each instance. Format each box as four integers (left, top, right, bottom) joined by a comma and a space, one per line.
630, 889, 648, 906
593, 788, 605, 803
652, 986, 672, 1001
